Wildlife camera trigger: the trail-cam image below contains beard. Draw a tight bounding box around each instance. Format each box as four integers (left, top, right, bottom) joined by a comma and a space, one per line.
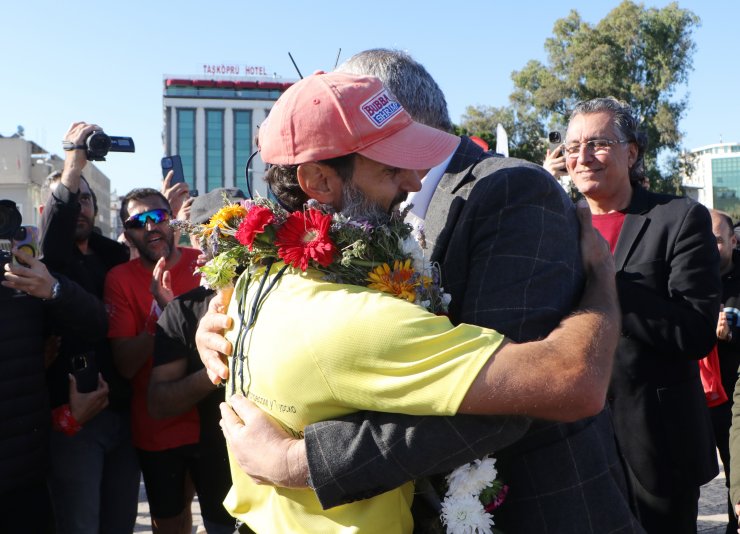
340, 180, 403, 226
74, 214, 95, 242
132, 229, 175, 264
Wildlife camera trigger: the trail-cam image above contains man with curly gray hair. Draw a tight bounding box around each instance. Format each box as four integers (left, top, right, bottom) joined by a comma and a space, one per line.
563, 96, 720, 532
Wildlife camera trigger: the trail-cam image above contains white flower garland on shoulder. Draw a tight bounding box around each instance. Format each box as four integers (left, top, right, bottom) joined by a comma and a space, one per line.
440, 456, 508, 534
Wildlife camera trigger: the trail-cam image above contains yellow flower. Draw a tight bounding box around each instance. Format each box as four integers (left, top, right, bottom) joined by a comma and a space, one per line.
204, 204, 248, 236
367, 259, 418, 302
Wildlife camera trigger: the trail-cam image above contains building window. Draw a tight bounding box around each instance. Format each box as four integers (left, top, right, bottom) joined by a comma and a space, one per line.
234, 110, 253, 194
176, 109, 196, 189
712, 156, 740, 218
206, 110, 224, 191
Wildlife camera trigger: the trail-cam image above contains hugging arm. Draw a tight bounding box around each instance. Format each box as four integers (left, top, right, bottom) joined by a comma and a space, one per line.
218, 200, 619, 508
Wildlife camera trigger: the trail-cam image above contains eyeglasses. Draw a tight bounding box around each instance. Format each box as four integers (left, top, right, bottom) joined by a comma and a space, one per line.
564, 139, 629, 157
123, 208, 170, 230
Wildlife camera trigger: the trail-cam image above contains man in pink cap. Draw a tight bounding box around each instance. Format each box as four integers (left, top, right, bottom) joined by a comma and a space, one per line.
199, 71, 621, 533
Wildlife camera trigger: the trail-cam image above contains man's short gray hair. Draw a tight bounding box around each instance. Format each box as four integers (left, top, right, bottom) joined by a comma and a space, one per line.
337, 48, 453, 132
571, 97, 648, 186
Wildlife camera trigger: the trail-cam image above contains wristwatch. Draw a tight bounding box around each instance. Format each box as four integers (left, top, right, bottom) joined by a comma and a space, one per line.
46, 279, 62, 301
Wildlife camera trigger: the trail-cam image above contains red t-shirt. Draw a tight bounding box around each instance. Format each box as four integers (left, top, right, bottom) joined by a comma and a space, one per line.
104, 247, 202, 451
591, 211, 626, 254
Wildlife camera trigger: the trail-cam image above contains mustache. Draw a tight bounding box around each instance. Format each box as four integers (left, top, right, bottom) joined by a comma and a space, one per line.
144, 230, 167, 241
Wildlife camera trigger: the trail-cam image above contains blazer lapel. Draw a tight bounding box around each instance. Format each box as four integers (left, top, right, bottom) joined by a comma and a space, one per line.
425, 137, 485, 262
613, 186, 650, 270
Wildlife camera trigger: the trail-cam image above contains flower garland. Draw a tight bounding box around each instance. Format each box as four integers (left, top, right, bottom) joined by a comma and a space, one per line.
440, 456, 508, 534
173, 196, 450, 314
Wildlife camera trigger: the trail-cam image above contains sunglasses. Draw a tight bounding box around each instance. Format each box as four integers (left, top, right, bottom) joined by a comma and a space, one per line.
124, 208, 171, 230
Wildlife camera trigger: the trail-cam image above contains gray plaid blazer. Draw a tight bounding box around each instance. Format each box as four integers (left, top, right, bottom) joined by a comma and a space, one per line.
305, 137, 643, 533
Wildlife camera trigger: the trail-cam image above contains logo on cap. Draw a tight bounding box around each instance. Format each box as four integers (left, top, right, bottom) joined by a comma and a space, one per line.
361, 89, 403, 128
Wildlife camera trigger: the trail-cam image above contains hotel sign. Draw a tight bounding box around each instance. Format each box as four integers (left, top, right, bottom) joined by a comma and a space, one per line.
201, 63, 268, 77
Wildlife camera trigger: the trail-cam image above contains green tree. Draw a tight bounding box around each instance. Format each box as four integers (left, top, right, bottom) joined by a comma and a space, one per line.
461, 1, 700, 193
455, 105, 544, 161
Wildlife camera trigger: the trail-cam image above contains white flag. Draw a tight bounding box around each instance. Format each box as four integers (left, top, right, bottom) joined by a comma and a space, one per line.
495, 124, 509, 157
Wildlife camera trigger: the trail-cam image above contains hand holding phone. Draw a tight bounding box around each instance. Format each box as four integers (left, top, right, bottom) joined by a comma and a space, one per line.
68, 370, 109, 425
544, 144, 568, 178
161, 155, 189, 218
161, 155, 185, 184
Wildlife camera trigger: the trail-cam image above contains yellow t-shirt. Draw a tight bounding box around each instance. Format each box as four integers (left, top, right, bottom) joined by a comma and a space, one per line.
223, 263, 503, 533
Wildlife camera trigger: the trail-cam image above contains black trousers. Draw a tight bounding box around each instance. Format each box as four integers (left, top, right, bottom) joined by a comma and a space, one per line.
625, 461, 700, 534
710, 400, 737, 534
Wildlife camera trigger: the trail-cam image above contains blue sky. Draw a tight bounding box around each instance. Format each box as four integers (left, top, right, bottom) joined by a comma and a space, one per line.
2, 0, 735, 195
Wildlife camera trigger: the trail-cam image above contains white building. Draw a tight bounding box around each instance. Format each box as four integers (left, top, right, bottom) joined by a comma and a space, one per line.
162, 75, 294, 197
682, 142, 740, 217
0, 135, 115, 237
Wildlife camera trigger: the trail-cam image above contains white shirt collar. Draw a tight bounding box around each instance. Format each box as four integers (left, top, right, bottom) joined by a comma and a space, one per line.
401, 141, 458, 221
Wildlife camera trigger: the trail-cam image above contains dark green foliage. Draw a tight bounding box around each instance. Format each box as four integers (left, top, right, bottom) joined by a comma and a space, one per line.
457, 1, 700, 194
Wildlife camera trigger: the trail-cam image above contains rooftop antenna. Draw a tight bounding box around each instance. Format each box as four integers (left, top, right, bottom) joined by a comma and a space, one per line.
288, 52, 303, 79
333, 48, 342, 70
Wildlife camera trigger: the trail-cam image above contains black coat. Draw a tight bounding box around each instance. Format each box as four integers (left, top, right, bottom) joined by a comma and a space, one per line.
608, 186, 721, 495
40, 184, 130, 410
0, 275, 107, 493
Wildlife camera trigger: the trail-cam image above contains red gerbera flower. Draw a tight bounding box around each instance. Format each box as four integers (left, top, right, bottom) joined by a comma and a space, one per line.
235, 206, 275, 250
275, 209, 336, 270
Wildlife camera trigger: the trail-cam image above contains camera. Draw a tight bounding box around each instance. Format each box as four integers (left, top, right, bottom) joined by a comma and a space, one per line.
85, 131, 135, 161
0, 199, 22, 240
0, 200, 22, 265
0, 200, 38, 268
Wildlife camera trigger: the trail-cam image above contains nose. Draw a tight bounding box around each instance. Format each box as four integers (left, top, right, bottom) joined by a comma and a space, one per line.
145, 217, 157, 231
575, 143, 593, 165
400, 170, 422, 193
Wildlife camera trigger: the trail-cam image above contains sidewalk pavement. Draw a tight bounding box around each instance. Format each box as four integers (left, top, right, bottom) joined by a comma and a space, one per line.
699, 461, 733, 534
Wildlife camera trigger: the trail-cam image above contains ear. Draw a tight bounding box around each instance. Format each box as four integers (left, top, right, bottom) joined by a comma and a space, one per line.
627, 142, 639, 168
296, 163, 343, 207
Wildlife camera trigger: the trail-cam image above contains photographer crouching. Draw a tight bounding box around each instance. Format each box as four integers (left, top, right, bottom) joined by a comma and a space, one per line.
40, 121, 139, 534
0, 200, 108, 533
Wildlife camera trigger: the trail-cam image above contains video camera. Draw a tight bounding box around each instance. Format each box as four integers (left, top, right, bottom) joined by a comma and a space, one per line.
78, 131, 135, 161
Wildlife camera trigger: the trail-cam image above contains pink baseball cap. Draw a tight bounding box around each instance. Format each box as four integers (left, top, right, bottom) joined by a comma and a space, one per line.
258, 71, 459, 169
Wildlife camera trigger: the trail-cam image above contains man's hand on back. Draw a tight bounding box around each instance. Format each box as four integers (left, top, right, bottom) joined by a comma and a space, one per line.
220, 395, 308, 488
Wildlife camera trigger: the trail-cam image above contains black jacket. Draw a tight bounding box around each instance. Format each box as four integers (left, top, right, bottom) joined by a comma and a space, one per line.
0, 275, 107, 493
40, 184, 130, 410
608, 186, 721, 495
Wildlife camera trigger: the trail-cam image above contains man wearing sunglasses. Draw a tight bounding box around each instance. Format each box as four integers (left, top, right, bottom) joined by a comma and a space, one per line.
104, 187, 202, 533
547, 97, 721, 532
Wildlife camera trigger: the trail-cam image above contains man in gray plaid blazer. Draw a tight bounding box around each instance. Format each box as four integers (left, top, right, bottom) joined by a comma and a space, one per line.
202, 50, 642, 533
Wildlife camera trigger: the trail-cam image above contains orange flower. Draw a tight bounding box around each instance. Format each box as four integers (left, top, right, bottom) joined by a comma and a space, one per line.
367, 259, 418, 302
